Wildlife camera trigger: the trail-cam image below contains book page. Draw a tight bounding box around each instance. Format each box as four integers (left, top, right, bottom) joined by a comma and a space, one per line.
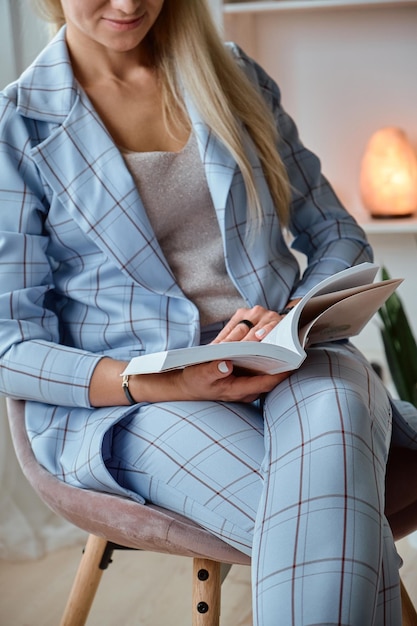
261, 303, 302, 352
299, 279, 402, 347
262, 263, 381, 355
298, 278, 401, 330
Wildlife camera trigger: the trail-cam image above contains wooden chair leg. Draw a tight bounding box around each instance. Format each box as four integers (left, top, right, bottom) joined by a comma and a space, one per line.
401, 577, 417, 626
60, 535, 110, 626
192, 558, 221, 626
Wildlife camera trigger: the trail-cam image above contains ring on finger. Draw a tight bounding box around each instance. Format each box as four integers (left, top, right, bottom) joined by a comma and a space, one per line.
237, 319, 255, 330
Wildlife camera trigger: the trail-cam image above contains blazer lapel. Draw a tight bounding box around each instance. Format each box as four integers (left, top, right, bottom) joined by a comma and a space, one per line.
15, 27, 180, 296
30, 91, 182, 297
185, 95, 237, 239
185, 96, 278, 309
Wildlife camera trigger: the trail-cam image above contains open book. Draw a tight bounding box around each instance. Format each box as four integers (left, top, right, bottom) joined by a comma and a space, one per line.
122, 263, 402, 377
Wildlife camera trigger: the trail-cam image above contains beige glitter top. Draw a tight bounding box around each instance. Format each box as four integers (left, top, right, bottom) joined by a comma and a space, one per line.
122, 133, 246, 327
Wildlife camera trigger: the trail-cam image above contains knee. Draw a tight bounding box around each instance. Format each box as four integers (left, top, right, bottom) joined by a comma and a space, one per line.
264, 374, 390, 457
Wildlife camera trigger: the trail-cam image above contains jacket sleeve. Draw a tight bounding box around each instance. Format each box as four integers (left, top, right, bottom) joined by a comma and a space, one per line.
228, 43, 373, 299
0, 94, 101, 407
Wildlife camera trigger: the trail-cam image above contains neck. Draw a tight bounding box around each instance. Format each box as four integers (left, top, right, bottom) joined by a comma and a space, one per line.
65, 29, 154, 87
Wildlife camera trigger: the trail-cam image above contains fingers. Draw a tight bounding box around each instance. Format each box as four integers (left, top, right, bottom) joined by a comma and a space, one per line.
217, 360, 231, 375
212, 306, 280, 344
221, 369, 290, 402
181, 359, 290, 404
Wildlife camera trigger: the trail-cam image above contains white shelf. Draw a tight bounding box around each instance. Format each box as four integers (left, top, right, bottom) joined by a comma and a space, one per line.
224, 0, 417, 14
351, 212, 417, 235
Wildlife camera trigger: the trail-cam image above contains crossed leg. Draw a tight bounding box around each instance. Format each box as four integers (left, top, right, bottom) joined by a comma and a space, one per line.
105, 342, 401, 625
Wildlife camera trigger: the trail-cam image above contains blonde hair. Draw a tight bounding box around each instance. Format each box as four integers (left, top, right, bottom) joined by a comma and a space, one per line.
31, 0, 65, 31
32, 0, 291, 226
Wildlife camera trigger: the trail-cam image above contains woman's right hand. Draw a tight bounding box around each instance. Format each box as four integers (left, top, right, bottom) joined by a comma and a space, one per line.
90, 357, 289, 407
131, 360, 289, 405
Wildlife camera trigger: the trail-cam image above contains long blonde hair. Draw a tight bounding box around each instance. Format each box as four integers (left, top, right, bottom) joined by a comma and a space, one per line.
32, 0, 291, 226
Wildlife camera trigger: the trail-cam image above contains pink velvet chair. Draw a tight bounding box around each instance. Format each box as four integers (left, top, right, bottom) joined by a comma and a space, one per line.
6, 397, 417, 626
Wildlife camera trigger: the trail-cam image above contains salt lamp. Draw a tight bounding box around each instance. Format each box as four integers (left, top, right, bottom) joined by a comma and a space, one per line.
360, 127, 417, 218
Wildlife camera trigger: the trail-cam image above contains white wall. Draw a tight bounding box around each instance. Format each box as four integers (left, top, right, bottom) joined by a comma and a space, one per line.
224, 5, 417, 219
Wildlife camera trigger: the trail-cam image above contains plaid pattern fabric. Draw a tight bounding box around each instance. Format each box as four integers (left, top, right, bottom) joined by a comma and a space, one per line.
0, 27, 415, 521
106, 342, 402, 624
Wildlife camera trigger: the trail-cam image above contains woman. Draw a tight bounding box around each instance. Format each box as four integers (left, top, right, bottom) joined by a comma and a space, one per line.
1, 1, 414, 623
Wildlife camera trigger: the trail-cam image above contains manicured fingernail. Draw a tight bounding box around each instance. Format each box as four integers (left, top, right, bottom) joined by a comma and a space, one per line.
255, 328, 266, 338
218, 361, 230, 373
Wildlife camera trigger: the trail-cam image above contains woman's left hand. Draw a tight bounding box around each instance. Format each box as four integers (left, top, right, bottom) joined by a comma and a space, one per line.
212, 305, 283, 344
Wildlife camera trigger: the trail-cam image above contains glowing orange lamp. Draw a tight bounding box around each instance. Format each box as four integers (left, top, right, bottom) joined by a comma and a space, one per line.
360, 127, 417, 218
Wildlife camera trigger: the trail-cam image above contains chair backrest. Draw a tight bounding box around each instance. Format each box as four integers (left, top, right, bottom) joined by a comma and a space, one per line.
6, 398, 250, 566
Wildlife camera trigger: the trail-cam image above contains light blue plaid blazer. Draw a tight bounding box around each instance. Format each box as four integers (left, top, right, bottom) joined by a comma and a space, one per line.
3, 27, 412, 499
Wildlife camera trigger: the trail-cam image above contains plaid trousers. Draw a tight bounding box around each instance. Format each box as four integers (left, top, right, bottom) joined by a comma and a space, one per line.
106, 341, 402, 626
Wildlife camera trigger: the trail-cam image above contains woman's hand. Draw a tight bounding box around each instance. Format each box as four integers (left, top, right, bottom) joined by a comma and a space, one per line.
134, 360, 290, 405
211, 303, 300, 344
178, 360, 289, 403
90, 355, 289, 407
